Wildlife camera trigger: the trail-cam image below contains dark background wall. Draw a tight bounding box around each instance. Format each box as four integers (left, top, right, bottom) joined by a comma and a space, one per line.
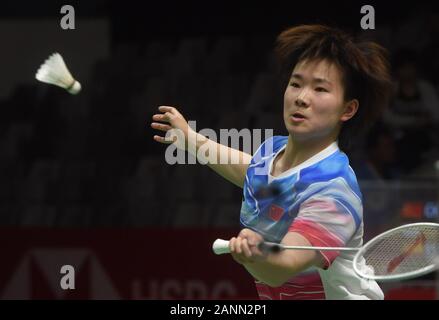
1, 0, 438, 229
1, 0, 438, 301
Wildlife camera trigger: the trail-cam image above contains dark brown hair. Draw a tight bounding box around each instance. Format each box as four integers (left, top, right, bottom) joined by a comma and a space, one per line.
275, 25, 393, 150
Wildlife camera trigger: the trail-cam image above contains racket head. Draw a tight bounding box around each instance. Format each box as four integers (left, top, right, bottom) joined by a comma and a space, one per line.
353, 223, 439, 281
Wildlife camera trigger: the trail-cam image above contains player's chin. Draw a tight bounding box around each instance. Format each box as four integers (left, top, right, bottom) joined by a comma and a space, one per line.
284, 123, 310, 137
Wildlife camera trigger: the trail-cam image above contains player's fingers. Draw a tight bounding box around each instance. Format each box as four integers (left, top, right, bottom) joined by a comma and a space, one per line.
235, 237, 243, 254
153, 135, 175, 144
151, 122, 172, 132
152, 114, 170, 123
238, 229, 259, 246
239, 229, 254, 243
164, 112, 174, 122
241, 238, 252, 258
238, 229, 248, 238
158, 106, 179, 115
153, 111, 175, 123
230, 248, 245, 265
159, 106, 186, 121
229, 237, 237, 253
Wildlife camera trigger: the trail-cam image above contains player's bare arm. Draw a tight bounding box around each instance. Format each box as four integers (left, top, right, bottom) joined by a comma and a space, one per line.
229, 229, 325, 287
151, 106, 251, 188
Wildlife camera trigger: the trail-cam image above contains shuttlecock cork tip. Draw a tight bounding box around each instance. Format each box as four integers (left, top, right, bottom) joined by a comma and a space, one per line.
67, 80, 82, 95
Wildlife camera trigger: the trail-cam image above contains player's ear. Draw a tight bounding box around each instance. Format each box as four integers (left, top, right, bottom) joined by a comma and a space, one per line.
340, 99, 359, 122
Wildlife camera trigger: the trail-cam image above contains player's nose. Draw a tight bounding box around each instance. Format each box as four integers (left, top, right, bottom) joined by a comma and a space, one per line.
295, 89, 310, 107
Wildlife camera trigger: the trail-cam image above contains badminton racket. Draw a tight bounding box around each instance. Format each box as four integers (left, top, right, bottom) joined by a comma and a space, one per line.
212, 222, 439, 281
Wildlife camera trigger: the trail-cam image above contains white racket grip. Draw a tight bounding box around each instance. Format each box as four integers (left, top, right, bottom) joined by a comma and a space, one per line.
212, 239, 230, 255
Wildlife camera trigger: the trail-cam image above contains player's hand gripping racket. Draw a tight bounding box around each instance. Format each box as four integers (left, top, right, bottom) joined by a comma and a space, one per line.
212, 223, 439, 281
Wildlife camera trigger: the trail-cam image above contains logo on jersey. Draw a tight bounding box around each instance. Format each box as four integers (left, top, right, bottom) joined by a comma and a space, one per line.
269, 205, 284, 221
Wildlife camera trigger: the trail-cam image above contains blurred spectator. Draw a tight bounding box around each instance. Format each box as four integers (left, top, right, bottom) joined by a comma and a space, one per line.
350, 124, 403, 236
352, 123, 399, 181
383, 49, 439, 174
420, 10, 439, 90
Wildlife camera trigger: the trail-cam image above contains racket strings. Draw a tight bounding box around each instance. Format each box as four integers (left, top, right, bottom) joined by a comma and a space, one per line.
360, 225, 439, 276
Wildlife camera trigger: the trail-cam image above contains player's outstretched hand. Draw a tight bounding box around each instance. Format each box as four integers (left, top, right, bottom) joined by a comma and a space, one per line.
151, 106, 194, 150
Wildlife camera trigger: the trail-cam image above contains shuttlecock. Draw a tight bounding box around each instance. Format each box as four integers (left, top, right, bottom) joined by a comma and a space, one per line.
35, 52, 81, 95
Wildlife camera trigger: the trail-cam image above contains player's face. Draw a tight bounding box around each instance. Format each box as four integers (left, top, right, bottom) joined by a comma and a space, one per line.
283, 59, 357, 143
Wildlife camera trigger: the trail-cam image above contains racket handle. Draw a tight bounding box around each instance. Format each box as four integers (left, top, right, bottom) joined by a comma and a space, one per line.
212, 239, 230, 255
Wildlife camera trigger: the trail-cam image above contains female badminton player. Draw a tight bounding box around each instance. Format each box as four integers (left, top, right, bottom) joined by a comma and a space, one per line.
151, 25, 393, 299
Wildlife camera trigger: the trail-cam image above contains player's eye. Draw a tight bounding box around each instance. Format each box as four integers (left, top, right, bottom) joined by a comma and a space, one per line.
315, 87, 328, 92
290, 82, 300, 88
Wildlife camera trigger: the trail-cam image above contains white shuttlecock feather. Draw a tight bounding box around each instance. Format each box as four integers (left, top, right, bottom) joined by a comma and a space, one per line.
35, 53, 81, 95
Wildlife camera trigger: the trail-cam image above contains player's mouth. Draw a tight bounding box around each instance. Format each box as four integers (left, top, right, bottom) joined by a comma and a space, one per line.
290, 112, 307, 122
